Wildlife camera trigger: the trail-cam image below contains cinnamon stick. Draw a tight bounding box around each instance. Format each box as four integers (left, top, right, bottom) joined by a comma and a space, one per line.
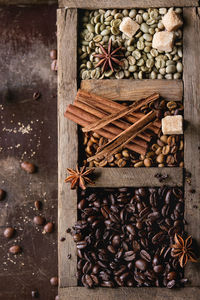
88, 111, 156, 162
78, 89, 161, 129
67, 104, 148, 149
74, 100, 151, 142
64, 110, 147, 155
82, 93, 159, 132
76, 90, 161, 133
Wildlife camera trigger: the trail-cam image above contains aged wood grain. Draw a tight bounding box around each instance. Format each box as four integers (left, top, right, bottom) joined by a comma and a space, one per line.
59, 287, 200, 300
59, 0, 199, 9
183, 7, 200, 287
81, 80, 183, 102
89, 167, 183, 187
57, 8, 78, 288
0, 0, 56, 4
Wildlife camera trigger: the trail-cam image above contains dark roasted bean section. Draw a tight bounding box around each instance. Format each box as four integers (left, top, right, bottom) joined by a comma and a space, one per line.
72, 187, 186, 288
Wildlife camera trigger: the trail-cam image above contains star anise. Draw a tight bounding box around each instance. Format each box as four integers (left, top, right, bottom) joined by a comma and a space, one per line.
65, 165, 95, 190
171, 233, 197, 268
93, 38, 124, 73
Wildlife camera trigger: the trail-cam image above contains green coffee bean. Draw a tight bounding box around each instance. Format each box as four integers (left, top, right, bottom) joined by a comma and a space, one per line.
159, 8, 167, 14
149, 27, 155, 35
136, 14, 143, 24
112, 19, 121, 27
150, 71, 157, 79
86, 61, 92, 69
127, 46, 135, 52
129, 9, 137, 18
101, 29, 110, 36
157, 74, 163, 79
137, 40, 144, 50
122, 9, 129, 16
86, 24, 95, 33
142, 12, 149, 21
146, 58, 154, 68
129, 65, 137, 72
137, 58, 144, 66
114, 13, 123, 19
159, 68, 166, 75
115, 71, 124, 79
150, 49, 158, 57
143, 33, 152, 41
173, 72, 181, 79
133, 50, 141, 60
140, 23, 149, 33
124, 70, 130, 77
82, 70, 91, 80
166, 60, 175, 66
176, 62, 183, 73
144, 46, 151, 53
104, 70, 113, 77
155, 59, 165, 69
105, 10, 111, 18
111, 27, 120, 35
165, 74, 173, 80
127, 56, 136, 65
166, 65, 176, 73
138, 71, 143, 79
94, 14, 101, 24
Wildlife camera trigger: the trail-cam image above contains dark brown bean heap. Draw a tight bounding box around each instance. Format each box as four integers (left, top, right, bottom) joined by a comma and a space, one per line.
72, 187, 187, 288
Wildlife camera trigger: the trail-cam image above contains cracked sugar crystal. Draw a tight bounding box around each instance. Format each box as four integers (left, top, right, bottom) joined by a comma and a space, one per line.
162, 115, 183, 135
152, 31, 174, 52
162, 10, 183, 32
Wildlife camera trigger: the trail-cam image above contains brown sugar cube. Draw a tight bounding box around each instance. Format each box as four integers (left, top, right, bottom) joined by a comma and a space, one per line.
152, 31, 174, 52
119, 17, 140, 38
162, 115, 183, 135
162, 10, 183, 32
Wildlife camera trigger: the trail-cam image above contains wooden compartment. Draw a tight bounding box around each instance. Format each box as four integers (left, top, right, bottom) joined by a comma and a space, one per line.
57, 1, 200, 299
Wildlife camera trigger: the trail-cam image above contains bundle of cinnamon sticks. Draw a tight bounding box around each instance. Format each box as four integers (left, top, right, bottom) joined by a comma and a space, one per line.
64, 89, 161, 160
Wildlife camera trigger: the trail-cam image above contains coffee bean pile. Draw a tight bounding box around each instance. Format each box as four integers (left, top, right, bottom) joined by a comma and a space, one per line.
72, 187, 187, 288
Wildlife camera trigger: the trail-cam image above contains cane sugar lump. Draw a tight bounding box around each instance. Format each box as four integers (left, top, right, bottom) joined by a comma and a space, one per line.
152, 31, 174, 52
119, 17, 140, 38
162, 115, 183, 135
162, 10, 183, 32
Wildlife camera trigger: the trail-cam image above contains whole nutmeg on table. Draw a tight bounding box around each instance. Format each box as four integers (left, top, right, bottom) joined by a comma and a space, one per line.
0, 188, 6, 201
21, 161, 36, 174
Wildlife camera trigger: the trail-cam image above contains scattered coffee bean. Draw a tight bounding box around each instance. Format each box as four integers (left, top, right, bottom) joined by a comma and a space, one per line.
31, 290, 39, 298
0, 189, 6, 201
50, 49, 57, 60
51, 59, 57, 72
60, 237, 66, 242
9, 245, 21, 254
66, 228, 71, 233
21, 161, 36, 174
34, 200, 42, 210
4, 227, 15, 238
44, 222, 54, 233
50, 276, 58, 287
67, 254, 71, 259
167, 279, 176, 289
33, 216, 46, 226
135, 259, 148, 271
189, 189, 196, 194
32, 91, 41, 101
167, 271, 177, 281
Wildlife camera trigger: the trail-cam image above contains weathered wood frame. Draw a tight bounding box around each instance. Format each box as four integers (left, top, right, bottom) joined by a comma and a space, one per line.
57, 3, 200, 299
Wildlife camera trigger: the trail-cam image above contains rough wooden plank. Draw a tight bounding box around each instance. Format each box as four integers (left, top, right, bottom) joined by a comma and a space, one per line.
81, 80, 183, 101
90, 167, 183, 187
59, 0, 199, 9
183, 7, 200, 287
59, 287, 200, 300
57, 8, 78, 288
0, 0, 56, 4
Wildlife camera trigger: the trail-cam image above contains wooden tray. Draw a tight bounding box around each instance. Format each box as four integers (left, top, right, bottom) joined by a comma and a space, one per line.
57, 1, 200, 299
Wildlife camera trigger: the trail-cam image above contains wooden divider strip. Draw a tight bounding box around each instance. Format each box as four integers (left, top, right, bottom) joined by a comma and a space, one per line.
57, 8, 78, 288
81, 79, 183, 102
183, 7, 200, 287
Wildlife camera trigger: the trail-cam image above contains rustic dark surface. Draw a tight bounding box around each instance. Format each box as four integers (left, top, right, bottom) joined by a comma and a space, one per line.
0, 4, 58, 300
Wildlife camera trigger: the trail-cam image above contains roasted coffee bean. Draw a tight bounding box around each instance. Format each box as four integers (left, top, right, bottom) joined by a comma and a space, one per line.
4, 227, 15, 238
126, 224, 135, 235
77, 241, 87, 249
140, 250, 151, 262
167, 271, 177, 281
78, 199, 87, 210
153, 264, 164, 273
31, 290, 39, 298
73, 188, 184, 288
167, 280, 176, 289
34, 200, 42, 210
33, 216, 45, 226
0, 189, 6, 201
50, 277, 58, 287
51, 59, 58, 71
50, 49, 57, 60
21, 161, 36, 173
135, 259, 148, 271
9, 245, 21, 254
44, 222, 54, 233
